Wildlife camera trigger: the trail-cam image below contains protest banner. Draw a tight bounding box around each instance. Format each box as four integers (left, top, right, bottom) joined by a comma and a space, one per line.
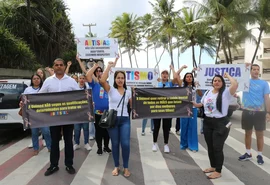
196, 64, 250, 91
21, 90, 94, 128
109, 68, 159, 87
76, 37, 118, 59
132, 87, 193, 119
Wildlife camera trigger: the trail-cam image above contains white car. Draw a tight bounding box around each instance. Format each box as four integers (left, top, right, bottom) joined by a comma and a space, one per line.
0, 79, 30, 130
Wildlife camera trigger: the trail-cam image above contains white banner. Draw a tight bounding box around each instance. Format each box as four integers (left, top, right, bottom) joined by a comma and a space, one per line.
76, 37, 118, 59
109, 68, 159, 87
196, 64, 250, 92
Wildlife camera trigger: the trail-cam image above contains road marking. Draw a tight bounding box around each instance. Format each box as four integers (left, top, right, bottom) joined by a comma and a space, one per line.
234, 128, 270, 147
71, 143, 109, 185
0, 137, 31, 166
137, 128, 177, 185
226, 135, 270, 175
173, 132, 244, 185
0, 140, 64, 185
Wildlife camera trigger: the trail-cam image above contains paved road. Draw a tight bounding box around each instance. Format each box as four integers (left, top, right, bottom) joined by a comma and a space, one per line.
1, 110, 270, 185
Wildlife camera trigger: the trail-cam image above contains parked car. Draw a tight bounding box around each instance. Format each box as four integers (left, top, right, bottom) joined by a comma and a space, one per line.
228, 94, 241, 117
0, 79, 30, 130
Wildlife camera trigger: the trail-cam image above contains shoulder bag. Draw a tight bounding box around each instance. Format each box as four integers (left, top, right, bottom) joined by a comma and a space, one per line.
99, 91, 126, 128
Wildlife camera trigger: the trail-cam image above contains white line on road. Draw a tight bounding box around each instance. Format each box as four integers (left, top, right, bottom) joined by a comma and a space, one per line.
138, 128, 177, 185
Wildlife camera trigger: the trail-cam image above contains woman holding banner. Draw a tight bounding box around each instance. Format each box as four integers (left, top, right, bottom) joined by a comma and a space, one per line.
22, 74, 51, 155
100, 61, 132, 177
180, 72, 202, 152
192, 72, 238, 179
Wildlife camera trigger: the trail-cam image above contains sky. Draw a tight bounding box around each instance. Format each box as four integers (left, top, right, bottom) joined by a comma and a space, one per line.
64, 0, 214, 75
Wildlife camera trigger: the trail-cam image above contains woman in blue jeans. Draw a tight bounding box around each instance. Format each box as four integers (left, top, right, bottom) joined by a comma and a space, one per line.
100, 61, 132, 177
141, 119, 154, 135
22, 74, 51, 155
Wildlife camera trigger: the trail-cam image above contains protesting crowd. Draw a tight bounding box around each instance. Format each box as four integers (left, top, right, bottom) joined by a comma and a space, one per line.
20, 55, 270, 180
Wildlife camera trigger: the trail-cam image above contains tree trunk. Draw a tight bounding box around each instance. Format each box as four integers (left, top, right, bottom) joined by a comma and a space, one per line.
177, 46, 180, 69
251, 28, 264, 64
128, 50, 133, 68
226, 34, 233, 64
119, 46, 123, 67
215, 38, 221, 64
146, 41, 149, 68
154, 44, 158, 64
199, 47, 202, 65
134, 53, 139, 68
154, 47, 166, 68
192, 44, 197, 68
221, 28, 230, 64
26, 0, 34, 49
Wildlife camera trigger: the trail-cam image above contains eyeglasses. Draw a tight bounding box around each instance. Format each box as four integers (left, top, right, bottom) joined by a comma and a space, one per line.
54, 64, 64, 67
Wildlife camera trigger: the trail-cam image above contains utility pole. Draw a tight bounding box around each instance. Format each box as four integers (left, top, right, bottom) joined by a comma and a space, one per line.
83, 23, 96, 35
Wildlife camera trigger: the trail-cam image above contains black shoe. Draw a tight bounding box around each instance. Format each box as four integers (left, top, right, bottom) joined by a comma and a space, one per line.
66, 166, 76, 174
103, 147, 112, 153
44, 166, 59, 176
97, 148, 103, 155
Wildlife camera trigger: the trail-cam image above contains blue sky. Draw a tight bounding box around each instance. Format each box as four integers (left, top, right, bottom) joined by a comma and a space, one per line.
65, 0, 215, 74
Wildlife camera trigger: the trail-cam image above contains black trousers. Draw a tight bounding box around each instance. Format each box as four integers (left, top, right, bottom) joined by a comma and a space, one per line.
50, 124, 74, 167
94, 114, 110, 149
203, 116, 230, 173
153, 118, 172, 144
175, 118, 180, 131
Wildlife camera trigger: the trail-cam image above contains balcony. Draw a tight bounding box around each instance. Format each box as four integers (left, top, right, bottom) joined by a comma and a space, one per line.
261, 68, 270, 80
257, 48, 270, 62
218, 43, 245, 61
261, 33, 270, 46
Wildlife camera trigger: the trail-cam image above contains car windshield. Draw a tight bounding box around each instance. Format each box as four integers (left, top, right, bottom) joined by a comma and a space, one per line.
0, 83, 26, 95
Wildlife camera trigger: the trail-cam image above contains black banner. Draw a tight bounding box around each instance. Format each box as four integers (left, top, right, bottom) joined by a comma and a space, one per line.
22, 90, 94, 128
132, 87, 193, 119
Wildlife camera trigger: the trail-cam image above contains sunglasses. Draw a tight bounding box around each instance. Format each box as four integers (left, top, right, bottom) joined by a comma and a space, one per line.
96, 70, 103, 72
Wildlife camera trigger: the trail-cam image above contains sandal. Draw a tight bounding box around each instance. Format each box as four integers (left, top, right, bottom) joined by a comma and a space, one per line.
123, 168, 131, 178
112, 167, 120, 176
203, 168, 215, 173
207, 172, 221, 179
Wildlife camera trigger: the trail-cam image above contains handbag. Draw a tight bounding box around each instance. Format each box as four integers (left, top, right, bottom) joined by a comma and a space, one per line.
99, 91, 126, 128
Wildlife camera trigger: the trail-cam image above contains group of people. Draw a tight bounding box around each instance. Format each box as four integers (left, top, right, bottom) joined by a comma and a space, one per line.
21, 58, 270, 181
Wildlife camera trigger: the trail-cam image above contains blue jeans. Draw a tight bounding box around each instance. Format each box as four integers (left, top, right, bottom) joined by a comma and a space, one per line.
107, 116, 130, 168
89, 122, 95, 137
74, 123, 89, 145
142, 119, 154, 133
31, 127, 51, 151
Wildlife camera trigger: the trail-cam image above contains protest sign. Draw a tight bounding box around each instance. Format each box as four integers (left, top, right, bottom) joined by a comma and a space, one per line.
76, 37, 118, 59
196, 64, 250, 91
21, 90, 94, 128
132, 87, 192, 119
109, 68, 159, 87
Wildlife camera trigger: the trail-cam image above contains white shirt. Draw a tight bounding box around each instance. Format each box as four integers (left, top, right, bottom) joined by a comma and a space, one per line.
108, 86, 131, 117
39, 74, 80, 93
23, 86, 40, 94
201, 88, 232, 118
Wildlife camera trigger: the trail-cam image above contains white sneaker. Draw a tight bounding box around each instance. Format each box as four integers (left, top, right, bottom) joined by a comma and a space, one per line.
164, 145, 170, 153
28, 143, 33, 148
89, 136, 95, 140
141, 132, 145, 136
84, 143, 92, 151
73, 144, 80, 150
152, 143, 158, 152
42, 139, 46, 147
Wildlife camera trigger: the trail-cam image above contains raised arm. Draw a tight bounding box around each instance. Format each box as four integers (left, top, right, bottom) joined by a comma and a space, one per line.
224, 72, 238, 95
76, 54, 88, 74
45, 67, 54, 76
86, 63, 99, 83
100, 62, 114, 92
65, 61, 72, 74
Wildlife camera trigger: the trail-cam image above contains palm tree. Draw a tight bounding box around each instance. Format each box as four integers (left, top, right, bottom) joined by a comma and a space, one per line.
109, 12, 141, 68
141, 13, 153, 68
150, 0, 179, 67
250, 0, 270, 64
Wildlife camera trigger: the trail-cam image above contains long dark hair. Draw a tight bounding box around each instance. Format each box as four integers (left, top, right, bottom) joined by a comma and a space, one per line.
212, 75, 226, 113
94, 67, 103, 77
183, 73, 195, 88
113, 71, 127, 89
30, 73, 43, 89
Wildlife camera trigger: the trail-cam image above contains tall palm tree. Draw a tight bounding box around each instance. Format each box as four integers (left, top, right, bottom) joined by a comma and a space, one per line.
250, 0, 270, 64
150, 0, 179, 67
109, 12, 141, 68
141, 13, 153, 68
